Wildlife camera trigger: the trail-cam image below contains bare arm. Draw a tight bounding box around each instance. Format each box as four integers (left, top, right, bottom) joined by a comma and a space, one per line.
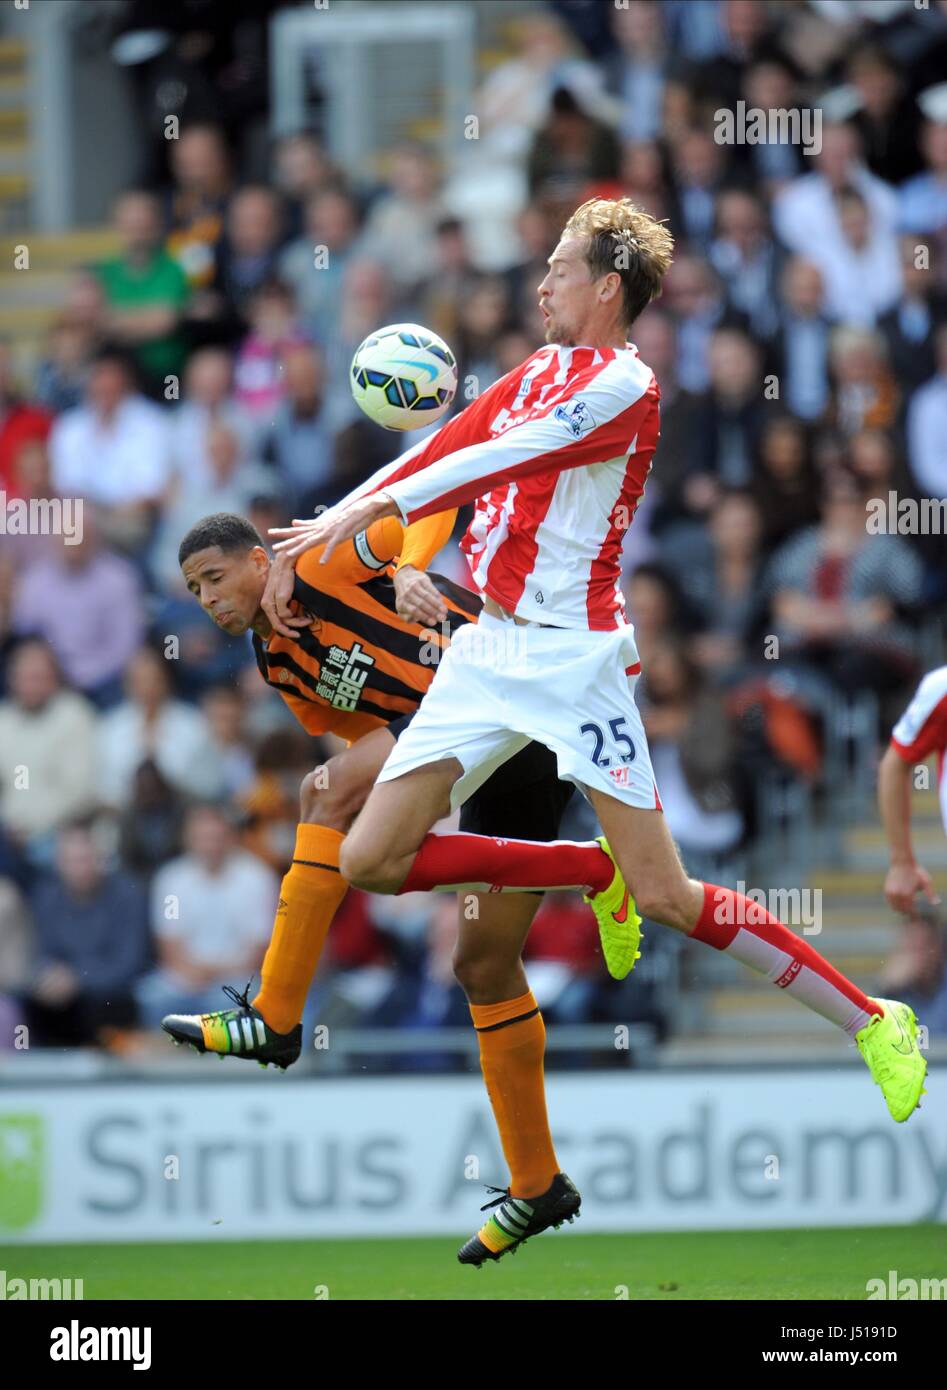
878, 744, 940, 914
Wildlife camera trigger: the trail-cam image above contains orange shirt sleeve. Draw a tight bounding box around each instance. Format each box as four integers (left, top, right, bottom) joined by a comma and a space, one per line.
396, 508, 458, 572
293, 510, 458, 588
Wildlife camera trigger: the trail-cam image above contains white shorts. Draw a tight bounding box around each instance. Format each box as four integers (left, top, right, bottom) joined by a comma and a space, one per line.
377, 612, 663, 813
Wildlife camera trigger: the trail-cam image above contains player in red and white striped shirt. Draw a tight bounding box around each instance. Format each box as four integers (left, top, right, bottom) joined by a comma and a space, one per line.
879, 664, 947, 914
271, 198, 927, 1263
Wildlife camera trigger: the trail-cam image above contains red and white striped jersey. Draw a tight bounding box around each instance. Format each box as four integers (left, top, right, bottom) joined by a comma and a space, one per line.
890, 664, 947, 832
348, 343, 660, 630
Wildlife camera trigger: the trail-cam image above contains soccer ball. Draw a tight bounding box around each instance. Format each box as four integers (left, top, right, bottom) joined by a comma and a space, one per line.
350, 323, 457, 430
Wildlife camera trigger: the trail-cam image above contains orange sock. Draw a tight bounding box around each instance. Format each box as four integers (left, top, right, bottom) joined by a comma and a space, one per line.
469, 989, 559, 1199
252, 824, 348, 1035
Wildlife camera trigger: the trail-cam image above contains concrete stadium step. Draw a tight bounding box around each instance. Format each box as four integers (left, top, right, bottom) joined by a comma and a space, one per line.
2, 226, 120, 266
659, 1034, 861, 1065
703, 996, 872, 1037
0, 269, 72, 305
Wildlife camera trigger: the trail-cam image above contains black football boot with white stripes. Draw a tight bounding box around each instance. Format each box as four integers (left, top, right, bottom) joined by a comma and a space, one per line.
161, 983, 302, 1070
457, 1172, 581, 1266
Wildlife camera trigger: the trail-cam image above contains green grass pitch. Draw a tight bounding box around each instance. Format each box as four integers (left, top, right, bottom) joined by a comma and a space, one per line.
11, 1225, 945, 1300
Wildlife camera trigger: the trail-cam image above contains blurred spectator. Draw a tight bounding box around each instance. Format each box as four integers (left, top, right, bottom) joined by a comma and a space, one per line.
768, 471, 923, 700
617, 138, 674, 223
201, 685, 255, 800
471, 10, 603, 164
150, 422, 272, 591
898, 106, 947, 284
213, 185, 286, 332
48, 347, 172, 552
638, 639, 745, 875
98, 645, 226, 808
632, 309, 705, 541
906, 322, 947, 501
136, 803, 277, 1028
323, 257, 395, 411
272, 131, 344, 239
96, 190, 190, 391
167, 345, 254, 490
0, 640, 98, 867
606, 0, 671, 144
750, 414, 820, 550
814, 186, 902, 326
164, 124, 232, 288
624, 562, 695, 666
232, 278, 308, 420
527, 84, 621, 205
667, 127, 731, 253
259, 343, 338, 514
773, 122, 898, 260
454, 275, 514, 392
829, 325, 899, 435
677, 487, 768, 684
0, 341, 51, 497
361, 144, 445, 295
116, 758, 186, 884
847, 43, 922, 186
661, 252, 729, 393
34, 311, 98, 416
770, 257, 831, 423
419, 218, 482, 346
879, 235, 947, 395
12, 520, 145, 707
737, 57, 807, 188
848, 427, 906, 501
279, 188, 364, 345
26, 821, 150, 1046
694, 327, 766, 492
709, 188, 781, 339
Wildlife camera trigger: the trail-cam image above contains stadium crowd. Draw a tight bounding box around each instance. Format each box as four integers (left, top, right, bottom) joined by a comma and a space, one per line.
1, 0, 947, 1057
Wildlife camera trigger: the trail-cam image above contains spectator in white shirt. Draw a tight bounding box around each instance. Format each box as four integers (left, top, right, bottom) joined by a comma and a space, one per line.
0, 639, 98, 866
136, 803, 278, 1028
773, 121, 898, 260
166, 346, 254, 492
98, 645, 226, 809
813, 186, 902, 326
49, 347, 172, 552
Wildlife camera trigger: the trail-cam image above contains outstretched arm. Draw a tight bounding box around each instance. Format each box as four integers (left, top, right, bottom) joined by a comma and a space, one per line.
272, 364, 659, 561
878, 744, 938, 914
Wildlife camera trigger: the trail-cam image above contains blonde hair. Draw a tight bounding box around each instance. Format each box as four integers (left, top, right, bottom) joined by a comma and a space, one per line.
562, 198, 674, 327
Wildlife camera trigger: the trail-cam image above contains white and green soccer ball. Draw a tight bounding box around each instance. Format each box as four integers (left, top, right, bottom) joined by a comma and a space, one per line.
350, 322, 458, 430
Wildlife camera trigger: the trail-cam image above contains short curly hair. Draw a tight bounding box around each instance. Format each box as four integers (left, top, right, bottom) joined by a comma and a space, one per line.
562, 198, 674, 328
178, 512, 264, 568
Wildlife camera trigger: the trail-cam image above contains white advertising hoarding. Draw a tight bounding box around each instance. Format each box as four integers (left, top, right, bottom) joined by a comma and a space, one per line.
1, 1069, 944, 1242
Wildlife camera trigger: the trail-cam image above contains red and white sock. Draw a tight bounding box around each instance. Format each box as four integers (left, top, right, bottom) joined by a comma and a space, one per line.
398, 832, 613, 895
692, 883, 882, 1036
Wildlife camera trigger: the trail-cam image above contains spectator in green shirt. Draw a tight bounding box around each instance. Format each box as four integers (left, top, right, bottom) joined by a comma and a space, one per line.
97, 190, 190, 393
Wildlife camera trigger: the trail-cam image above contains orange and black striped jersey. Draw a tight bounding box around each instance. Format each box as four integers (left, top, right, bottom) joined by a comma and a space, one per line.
252, 513, 481, 744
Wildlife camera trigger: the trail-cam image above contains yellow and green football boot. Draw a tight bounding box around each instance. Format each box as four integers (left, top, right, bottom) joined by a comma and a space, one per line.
162, 983, 302, 1071
458, 1173, 581, 1266
583, 836, 642, 980
855, 998, 927, 1122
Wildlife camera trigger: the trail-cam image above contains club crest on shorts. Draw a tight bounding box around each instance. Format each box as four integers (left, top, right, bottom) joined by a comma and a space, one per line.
554, 398, 595, 438
609, 765, 632, 787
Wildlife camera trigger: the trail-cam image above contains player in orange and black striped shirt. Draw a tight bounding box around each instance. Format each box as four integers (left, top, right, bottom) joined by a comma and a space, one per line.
250, 510, 480, 743
168, 508, 573, 1071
